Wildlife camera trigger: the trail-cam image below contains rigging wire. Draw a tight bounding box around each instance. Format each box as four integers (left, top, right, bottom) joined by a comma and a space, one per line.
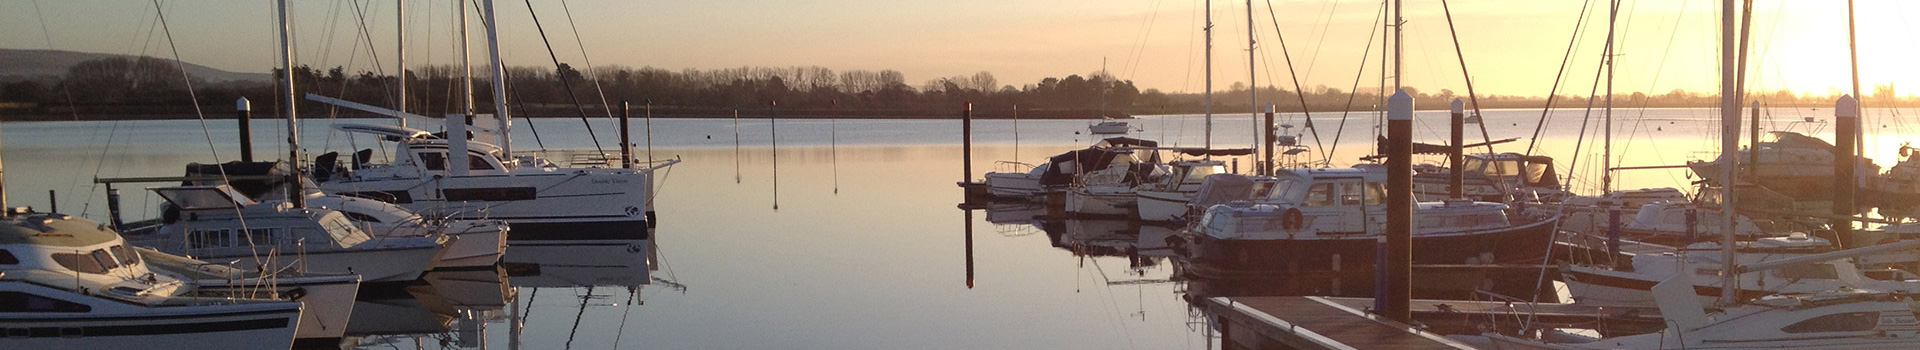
1438, 0, 1498, 157
555, 0, 618, 124
151, 0, 265, 265
1523, 0, 1598, 157
520, 0, 609, 157
1261, 0, 1327, 165
1324, 2, 1386, 162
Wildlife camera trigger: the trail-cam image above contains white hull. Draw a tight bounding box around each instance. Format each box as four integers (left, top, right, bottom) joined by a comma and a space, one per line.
197, 275, 361, 339
0, 303, 300, 349
434, 221, 508, 269
253, 243, 442, 283
1066, 189, 1135, 217
1134, 189, 1190, 222
424, 268, 511, 309
322, 169, 656, 242
984, 172, 1044, 198
1089, 123, 1130, 134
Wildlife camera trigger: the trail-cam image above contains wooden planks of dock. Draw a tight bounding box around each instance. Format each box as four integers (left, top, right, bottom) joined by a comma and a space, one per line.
1208, 296, 1478, 350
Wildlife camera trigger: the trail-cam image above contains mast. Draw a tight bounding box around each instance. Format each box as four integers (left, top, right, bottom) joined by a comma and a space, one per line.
1247, 0, 1259, 173
1717, 0, 1739, 306
1392, 0, 1402, 90
276, 0, 304, 207
483, 0, 512, 155
1602, 0, 1616, 194
459, 0, 475, 117
1204, 0, 1214, 151
396, 0, 407, 128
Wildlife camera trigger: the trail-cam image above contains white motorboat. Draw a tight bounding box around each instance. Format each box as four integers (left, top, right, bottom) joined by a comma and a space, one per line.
1088, 119, 1130, 134
307, 195, 507, 269
0, 210, 303, 348
126, 185, 444, 283
982, 161, 1048, 199
317, 123, 673, 245
1487, 289, 1920, 349
1181, 166, 1557, 272
1561, 233, 1920, 308
1135, 159, 1229, 222
1410, 152, 1568, 203
134, 246, 362, 339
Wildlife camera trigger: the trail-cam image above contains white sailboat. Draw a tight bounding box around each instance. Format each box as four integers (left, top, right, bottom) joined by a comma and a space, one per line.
128, 185, 444, 283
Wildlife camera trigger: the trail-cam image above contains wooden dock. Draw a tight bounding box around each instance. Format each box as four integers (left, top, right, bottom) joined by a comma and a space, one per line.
1207, 296, 1477, 350
1208, 296, 1668, 349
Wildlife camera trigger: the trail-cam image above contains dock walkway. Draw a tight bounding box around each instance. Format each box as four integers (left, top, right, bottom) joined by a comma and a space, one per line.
1207, 296, 1477, 350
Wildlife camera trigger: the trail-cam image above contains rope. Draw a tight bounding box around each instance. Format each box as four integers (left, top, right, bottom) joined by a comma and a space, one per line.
1325, 3, 1385, 163
1261, 0, 1325, 165
152, 0, 264, 265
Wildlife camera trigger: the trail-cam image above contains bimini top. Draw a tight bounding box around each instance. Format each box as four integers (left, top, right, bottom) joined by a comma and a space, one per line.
0, 213, 120, 248
334, 123, 436, 141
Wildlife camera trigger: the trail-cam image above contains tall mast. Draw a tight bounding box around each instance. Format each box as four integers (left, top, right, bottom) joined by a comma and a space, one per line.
276, 0, 305, 207
483, 0, 512, 155
1602, 0, 1616, 194
1716, 0, 1739, 306
1247, 0, 1258, 172
396, 0, 407, 128
1204, 0, 1214, 152
459, 0, 475, 118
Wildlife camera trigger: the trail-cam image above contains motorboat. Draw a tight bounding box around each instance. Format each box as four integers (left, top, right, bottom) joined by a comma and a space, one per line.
315, 122, 675, 245
1180, 166, 1558, 272
1411, 152, 1567, 203
0, 210, 303, 348
1486, 289, 1920, 349
1088, 119, 1130, 134
1687, 131, 1879, 207
982, 161, 1048, 199
134, 246, 362, 339
1561, 233, 1920, 308
306, 195, 507, 269
1135, 159, 1229, 222
172, 161, 505, 270
125, 185, 444, 283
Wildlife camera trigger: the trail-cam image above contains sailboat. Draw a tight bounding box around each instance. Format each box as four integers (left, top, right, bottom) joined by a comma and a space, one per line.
305, 0, 677, 247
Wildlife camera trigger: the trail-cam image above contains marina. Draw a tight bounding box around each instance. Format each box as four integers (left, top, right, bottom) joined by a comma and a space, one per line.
11, 0, 1920, 349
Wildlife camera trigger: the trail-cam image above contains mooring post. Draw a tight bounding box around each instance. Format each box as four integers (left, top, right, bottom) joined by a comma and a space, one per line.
1263, 103, 1275, 176
237, 97, 254, 162
1449, 99, 1465, 199
1383, 89, 1414, 322
47, 190, 55, 214
1607, 203, 1622, 259
106, 187, 124, 231
1834, 95, 1858, 247
620, 101, 633, 169
962, 103, 974, 183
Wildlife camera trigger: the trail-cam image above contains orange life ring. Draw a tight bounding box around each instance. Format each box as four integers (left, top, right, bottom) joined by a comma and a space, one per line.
1281, 208, 1305, 231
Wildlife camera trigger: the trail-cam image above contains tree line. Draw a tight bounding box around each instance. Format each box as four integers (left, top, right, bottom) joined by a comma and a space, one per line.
0, 55, 1908, 121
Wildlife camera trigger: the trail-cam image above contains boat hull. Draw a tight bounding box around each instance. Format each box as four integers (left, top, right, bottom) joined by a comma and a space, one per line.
321, 169, 656, 243
1134, 189, 1191, 222
0, 303, 300, 349
983, 172, 1043, 199
195, 274, 361, 339
1185, 218, 1558, 273
1066, 189, 1136, 218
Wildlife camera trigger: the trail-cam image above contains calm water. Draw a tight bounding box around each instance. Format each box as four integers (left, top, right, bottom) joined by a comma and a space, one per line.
3, 104, 1916, 349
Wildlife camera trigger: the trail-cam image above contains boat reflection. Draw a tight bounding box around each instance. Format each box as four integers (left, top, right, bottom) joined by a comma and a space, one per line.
299, 237, 662, 349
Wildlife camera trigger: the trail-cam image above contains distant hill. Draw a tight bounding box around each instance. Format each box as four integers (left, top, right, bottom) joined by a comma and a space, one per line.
0, 48, 269, 83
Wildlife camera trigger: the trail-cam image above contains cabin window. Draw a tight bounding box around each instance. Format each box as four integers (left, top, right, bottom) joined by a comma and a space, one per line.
1266, 179, 1303, 201
50, 252, 107, 274
0, 249, 16, 265
0, 291, 91, 312
342, 211, 383, 223
1187, 165, 1225, 181
1304, 183, 1335, 206
419, 152, 448, 171
1782, 311, 1881, 333
187, 229, 233, 249
1774, 263, 1841, 280
322, 216, 369, 247
243, 228, 284, 246
468, 154, 495, 170
108, 245, 139, 267
89, 249, 120, 271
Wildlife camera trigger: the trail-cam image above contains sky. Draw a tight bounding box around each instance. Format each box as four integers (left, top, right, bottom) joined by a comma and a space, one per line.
5, 0, 1920, 98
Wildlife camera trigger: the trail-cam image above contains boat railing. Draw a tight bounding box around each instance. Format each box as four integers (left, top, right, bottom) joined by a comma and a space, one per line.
994, 161, 1037, 173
